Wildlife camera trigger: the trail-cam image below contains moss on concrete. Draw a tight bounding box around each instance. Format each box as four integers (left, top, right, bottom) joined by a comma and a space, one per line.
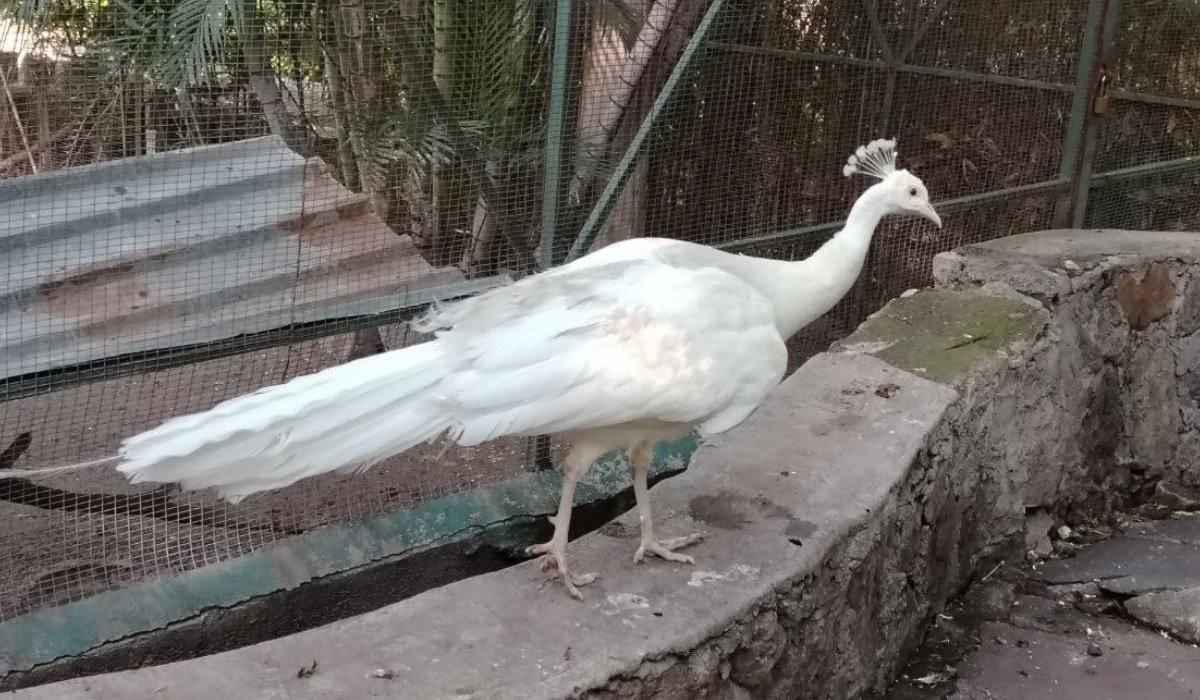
838, 290, 1047, 385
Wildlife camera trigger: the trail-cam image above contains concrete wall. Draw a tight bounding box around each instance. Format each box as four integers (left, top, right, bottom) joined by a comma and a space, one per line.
13, 229, 1200, 700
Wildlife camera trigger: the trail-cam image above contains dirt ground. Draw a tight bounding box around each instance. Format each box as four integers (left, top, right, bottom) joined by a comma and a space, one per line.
0, 322, 548, 622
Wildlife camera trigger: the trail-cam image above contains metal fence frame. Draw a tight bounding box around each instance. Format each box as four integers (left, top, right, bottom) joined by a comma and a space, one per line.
5, 0, 1197, 467
521, 0, 1200, 467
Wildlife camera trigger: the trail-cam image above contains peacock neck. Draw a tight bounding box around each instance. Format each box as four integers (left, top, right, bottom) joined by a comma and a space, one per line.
760, 184, 891, 338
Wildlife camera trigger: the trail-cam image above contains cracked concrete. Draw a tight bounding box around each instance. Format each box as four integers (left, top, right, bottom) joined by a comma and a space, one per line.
1032, 536, 1200, 595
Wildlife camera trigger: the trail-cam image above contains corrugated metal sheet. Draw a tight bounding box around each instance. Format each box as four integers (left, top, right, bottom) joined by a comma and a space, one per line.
0, 136, 486, 382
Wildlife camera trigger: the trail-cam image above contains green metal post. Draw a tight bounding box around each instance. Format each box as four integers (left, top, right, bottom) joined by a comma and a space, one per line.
1069, 0, 1122, 229
540, 0, 574, 269
565, 0, 730, 262
528, 0, 577, 471
1059, 0, 1107, 181
1054, 0, 1118, 227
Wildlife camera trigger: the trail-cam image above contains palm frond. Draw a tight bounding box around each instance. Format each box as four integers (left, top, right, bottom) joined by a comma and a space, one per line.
467, 0, 536, 127
99, 0, 169, 68
374, 111, 491, 174
157, 0, 245, 86
0, 0, 59, 30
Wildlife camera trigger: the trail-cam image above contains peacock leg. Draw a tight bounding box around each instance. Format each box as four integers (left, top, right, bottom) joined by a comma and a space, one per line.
629, 441, 703, 564
526, 442, 602, 599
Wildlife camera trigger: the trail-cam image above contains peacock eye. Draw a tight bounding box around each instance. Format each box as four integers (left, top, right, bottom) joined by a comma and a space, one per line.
908, 187, 918, 197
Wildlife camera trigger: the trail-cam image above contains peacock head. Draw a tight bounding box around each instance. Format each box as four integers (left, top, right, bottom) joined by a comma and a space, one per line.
843, 139, 941, 229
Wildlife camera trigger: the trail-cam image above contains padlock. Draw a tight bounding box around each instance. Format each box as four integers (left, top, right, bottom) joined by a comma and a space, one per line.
1093, 70, 1110, 115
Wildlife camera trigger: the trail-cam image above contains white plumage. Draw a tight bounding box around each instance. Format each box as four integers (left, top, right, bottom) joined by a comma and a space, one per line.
17, 140, 941, 599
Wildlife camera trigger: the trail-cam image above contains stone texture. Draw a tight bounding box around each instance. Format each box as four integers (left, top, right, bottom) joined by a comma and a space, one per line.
1125, 587, 1200, 644
1177, 273, 1200, 336
1115, 263, 1175, 330
728, 611, 787, 688
958, 580, 1016, 623
1025, 511, 1055, 558
1126, 331, 1180, 473
934, 228, 1200, 496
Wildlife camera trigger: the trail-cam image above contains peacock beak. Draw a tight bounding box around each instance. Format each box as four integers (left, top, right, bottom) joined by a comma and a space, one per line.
919, 202, 942, 229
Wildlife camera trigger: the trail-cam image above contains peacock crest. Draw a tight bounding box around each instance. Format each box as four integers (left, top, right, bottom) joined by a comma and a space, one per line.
842, 138, 899, 180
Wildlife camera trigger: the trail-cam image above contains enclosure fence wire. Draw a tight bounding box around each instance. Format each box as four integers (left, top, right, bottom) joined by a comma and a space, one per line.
0, 0, 1195, 622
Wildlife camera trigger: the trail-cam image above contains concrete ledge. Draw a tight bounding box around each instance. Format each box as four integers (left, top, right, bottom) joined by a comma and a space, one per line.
15, 229, 1200, 699
14, 353, 956, 699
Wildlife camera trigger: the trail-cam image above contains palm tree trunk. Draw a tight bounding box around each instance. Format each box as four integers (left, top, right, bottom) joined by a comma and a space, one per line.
569, 0, 702, 253
325, 49, 360, 191
338, 0, 383, 205
571, 0, 673, 203
241, 16, 311, 156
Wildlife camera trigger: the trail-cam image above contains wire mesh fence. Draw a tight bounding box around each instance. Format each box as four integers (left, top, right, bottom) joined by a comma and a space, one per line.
0, 0, 1195, 623
1084, 0, 1200, 232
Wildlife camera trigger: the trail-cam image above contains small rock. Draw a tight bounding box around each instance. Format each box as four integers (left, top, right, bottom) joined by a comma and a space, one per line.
297, 660, 318, 678
1056, 525, 1075, 541
1135, 502, 1176, 520
961, 580, 1017, 622
1137, 660, 1151, 669
369, 669, 395, 680
1061, 259, 1082, 276
1051, 539, 1080, 556
1086, 641, 1103, 657
875, 382, 900, 398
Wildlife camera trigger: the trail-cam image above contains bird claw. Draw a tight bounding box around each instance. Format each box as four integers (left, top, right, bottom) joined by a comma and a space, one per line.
633, 533, 704, 564
526, 541, 552, 557
527, 540, 597, 600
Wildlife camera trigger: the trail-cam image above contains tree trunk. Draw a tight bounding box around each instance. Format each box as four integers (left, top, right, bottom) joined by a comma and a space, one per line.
569, 0, 707, 254
338, 0, 383, 203
571, 0, 674, 204
324, 49, 360, 191
241, 16, 312, 156
427, 0, 472, 268
463, 184, 498, 274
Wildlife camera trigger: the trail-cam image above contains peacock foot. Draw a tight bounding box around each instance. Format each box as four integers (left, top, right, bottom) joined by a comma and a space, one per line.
633, 533, 704, 565
526, 540, 597, 600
